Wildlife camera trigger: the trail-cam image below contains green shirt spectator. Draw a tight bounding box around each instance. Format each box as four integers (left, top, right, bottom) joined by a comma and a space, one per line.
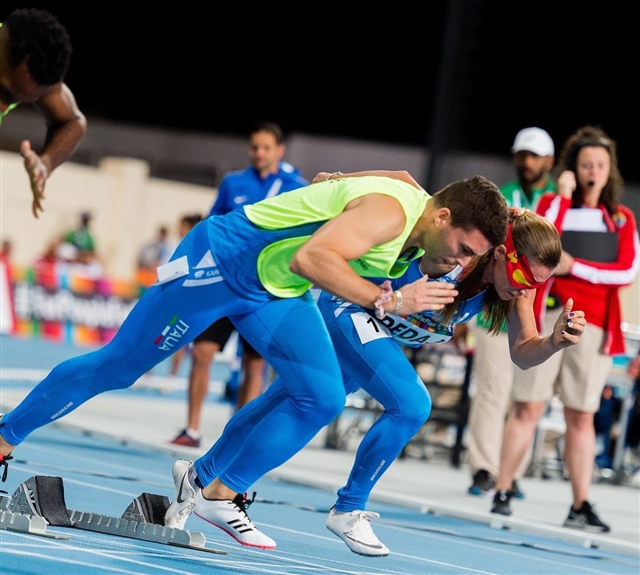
63, 211, 95, 254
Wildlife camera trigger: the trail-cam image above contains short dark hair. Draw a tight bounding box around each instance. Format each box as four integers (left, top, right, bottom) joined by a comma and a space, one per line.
5, 8, 72, 86
181, 213, 203, 228
250, 121, 285, 145
431, 175, 508, 247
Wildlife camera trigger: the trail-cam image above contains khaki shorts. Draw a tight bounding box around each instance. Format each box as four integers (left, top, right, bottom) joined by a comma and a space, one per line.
512, 312, 612, 413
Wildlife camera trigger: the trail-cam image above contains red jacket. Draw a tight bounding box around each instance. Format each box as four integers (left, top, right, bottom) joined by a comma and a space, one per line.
535, 194, 640, 355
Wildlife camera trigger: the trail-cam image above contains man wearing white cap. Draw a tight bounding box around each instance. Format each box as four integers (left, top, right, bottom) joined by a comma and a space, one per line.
501, 127, 556, 208
465, 127, 556, 497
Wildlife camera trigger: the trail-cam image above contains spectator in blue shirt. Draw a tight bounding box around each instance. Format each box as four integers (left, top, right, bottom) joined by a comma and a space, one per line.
170, 121, 308, 447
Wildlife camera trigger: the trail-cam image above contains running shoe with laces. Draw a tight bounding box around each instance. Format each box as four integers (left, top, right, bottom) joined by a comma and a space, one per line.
491, 488, 513, 516
194, 489, 276, 549
0, 452, 12, 493
468, 469, 495, 496
325, 507, 390, 557
511, 479, 525, 499
165, 459, 199, 529
563, 500, 611, 533
0, 414, 12, 494
170, 429, 201, 448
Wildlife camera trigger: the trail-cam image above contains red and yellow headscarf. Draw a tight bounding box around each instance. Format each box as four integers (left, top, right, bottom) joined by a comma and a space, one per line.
503, 212, 546, 290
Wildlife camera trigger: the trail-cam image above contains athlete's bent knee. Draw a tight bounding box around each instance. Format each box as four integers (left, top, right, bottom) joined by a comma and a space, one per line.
395, 392, 432, 430
295, 388, 346, 427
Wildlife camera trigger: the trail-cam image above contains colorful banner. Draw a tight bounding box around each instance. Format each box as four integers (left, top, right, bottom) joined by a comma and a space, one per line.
0, 255, 16, 335
8, 260, 147, 346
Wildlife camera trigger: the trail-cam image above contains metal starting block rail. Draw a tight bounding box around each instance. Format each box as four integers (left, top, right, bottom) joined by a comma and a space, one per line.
0, 475, 227, 554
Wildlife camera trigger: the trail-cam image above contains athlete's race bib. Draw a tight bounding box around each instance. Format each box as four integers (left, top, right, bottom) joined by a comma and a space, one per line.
351, 310, 453, 347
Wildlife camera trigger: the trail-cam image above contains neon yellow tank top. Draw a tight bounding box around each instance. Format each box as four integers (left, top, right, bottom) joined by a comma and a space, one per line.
244, 175, 429, 297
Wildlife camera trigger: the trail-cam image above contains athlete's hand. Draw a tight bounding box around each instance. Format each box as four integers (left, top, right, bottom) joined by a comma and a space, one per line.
312, 172, 331, 184
20, 140, 50, 219
551, 298, 585, 348
396, 275, 457, 316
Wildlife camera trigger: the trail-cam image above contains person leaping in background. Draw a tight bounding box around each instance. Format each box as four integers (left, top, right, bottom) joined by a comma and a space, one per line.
0, 8, 86, 218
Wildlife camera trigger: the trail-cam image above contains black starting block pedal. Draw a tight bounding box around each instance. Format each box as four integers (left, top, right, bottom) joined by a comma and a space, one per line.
0, 475, 226, 554
0, 476, 70, 538
8, 475, 73, 526
121, 492, 170, 525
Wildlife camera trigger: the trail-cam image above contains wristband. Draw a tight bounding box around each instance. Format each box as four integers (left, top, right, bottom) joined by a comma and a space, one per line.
374, 280, 393, 319
393, 290, 403, 315
325, 171, 344, 181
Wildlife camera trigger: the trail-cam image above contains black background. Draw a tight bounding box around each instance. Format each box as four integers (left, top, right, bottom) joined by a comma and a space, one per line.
3, 2, 637, 181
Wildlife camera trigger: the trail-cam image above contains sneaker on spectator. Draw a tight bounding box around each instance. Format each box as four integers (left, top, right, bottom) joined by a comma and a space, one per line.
194, 490, 276, 549
511, 479, 525, 499
170, 429, 201, 448
325, 507, 390, 557
165, 459, 199, 529
563, 501, 610, 533
491, 489, 513, 516
468, 469, 495, 496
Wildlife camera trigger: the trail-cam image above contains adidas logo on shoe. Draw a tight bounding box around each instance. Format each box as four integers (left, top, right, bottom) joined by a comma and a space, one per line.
194, 490, 276, 549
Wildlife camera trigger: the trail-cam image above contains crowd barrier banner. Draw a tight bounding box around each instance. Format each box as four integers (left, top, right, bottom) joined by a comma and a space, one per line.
8, 261, 144, 347
0, 256, 16, 335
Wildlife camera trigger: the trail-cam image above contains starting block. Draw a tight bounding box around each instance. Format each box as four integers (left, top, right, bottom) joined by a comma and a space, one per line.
1, 476, 69, 539
0, 475, 227, 554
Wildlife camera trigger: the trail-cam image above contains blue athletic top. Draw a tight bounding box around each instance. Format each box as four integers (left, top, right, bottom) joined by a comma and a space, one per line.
209, 161, 309, 216
317, 259, 487, 347
204, 176, 430, 302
